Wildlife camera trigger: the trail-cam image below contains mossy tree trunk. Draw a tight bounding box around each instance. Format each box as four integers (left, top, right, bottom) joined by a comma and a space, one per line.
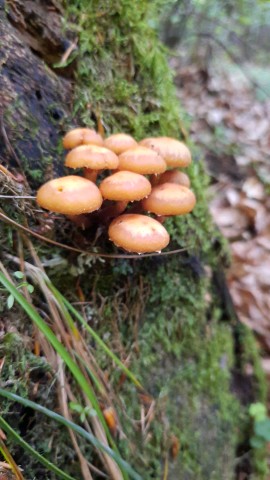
0, 1, 266, 479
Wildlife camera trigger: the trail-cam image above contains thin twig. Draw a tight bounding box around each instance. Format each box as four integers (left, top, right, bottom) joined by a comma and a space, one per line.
0, 195, 36, 199
0, 209, 189, 259
162, 454, 169, 480
0, 436, 25, 480
59, 40, 78, 65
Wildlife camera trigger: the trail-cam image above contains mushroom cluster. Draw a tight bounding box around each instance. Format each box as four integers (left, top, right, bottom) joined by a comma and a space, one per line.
36, 128, 196, 254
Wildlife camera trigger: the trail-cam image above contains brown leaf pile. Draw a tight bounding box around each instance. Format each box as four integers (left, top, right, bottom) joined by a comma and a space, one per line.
211, 179, 270, 346
175, 62, 270, 359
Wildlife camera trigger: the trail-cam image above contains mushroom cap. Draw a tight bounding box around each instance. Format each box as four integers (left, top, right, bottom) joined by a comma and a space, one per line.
140, 137, 191, 168
104, 133, 137, 155
36, 175, 103, 215
99, 171, 151, 201
156, 169, 190, 187
118, 146, 166, 174
109, 214, 170, 253
65, 145, 119, 170
63, 128, 104, 149
142, 182, 196, 216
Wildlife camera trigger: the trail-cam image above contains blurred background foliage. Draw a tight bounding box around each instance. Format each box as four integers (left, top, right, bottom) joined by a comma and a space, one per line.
160, 0, 270, 66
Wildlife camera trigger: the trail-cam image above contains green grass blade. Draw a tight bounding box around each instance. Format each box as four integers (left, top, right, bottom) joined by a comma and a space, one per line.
48, 283, 143, 389
0, 389, 142, 480
0, 416, 75, 480
51, 285, 80, 339
0, 272, 123, 469
73, 350, 106, 396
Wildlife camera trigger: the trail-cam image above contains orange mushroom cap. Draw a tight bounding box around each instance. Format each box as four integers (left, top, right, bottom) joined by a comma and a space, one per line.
65, 145, 119, 170
104, 133, 137, 154
108, 213, 170, 253
103, 407, 117, 435
36, 175, 102, 215
142, 183, 196, 216
118, 146, 166, 174
156, 169, 190, 187
140, 137, 191, 168
63, 128, 104, 150
99, 171, 151, 201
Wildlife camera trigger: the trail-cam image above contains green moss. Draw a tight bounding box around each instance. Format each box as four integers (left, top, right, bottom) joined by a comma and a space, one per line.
97, 259, 241, 478
65, 1, 180, 136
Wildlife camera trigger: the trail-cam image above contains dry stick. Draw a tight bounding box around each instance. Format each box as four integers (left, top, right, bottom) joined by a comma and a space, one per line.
162, 454, 169, 480
0, 261, 13, 283
86, 462, 108, 479
0, 209, 188, 259
0, 195, 36, 199
140, 405, 145, 436
0, 357, 5, 374
57, 356, 94, 480
59, 40, 78, 65
0, 165, 21, 182
0, 436, 25, 480
143, 401, 155, 437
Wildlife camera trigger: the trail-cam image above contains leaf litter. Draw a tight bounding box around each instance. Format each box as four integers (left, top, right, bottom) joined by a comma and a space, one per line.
175, 62, 270, 369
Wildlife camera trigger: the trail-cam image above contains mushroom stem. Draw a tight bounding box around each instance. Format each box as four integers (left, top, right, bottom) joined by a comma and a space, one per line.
67, 214, 94, 230
83, 168, 99, 183
154, 215, 166, 224
127, 200, 144, 214
150, 173, 161, 186
66, 201, 127, 230
96, 201, 128, 224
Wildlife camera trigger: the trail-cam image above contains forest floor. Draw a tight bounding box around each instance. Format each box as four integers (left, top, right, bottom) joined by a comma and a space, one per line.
174, 59, 270, 397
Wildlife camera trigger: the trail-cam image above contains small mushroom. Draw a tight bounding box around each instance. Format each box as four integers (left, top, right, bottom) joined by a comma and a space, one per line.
142, 182, 196, 216
108, 213, 170, 253
65, 144, 119, 182
153, 169, 190, 188
140, 137, 191, 168
104, 133, 137, 154
118, 146, 166, 174
63, 128, 104, 150
99, 171, 151, 220
99, 171, 151, 202
36, 175, 103, 216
